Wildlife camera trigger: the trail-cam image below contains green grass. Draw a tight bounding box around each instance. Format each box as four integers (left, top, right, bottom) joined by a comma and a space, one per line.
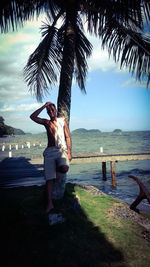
0, 183, 150, 267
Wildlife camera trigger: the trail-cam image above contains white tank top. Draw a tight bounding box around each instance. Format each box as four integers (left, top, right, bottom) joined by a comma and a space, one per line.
55, 117, 67, 150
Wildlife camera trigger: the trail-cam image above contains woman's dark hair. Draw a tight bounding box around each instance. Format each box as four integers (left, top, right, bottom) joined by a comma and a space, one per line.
51, 104, 56, 109
46, 103, 56, 114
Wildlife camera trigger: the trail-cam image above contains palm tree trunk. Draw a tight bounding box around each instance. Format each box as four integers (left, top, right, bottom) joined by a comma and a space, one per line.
55, 8, 77, 200
57, 8, 77, 123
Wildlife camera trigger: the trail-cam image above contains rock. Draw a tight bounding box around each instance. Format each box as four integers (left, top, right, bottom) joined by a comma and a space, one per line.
141, 231, 150, 244
76, 184, 107, 196
108, 202, 150, 232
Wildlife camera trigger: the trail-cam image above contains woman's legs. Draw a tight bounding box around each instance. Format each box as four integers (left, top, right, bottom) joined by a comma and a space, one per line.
45, 179, 54, 212
56, 165, 69, 180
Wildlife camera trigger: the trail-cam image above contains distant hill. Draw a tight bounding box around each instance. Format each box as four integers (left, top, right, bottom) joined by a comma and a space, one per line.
71, 128, 101, 135
0, 116, 25, 136
13, 128, 25, 135
113, 129, 122, 134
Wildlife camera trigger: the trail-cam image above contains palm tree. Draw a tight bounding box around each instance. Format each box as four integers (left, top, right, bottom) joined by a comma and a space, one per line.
24, 2, 92, 122
0, 0, 150, 123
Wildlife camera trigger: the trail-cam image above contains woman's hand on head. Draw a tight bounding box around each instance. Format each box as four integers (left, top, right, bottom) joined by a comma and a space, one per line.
45, 102, 53, 107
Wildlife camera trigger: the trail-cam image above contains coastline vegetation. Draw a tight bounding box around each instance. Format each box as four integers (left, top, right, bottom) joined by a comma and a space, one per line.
0, 116, 25, 136
1, 183, 150, 266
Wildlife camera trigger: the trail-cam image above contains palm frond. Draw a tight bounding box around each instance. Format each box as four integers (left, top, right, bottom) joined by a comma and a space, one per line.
0, 0, 46, 33
142, 0, 150, 23
24, 22, 62, 101
45, 0, 60, 21
100, 20, 150, 87
74, 24, 92, 92
85, 0, 148, 35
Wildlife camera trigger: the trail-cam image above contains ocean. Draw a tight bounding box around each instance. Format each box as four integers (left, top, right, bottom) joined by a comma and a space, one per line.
0, 130, 150, 210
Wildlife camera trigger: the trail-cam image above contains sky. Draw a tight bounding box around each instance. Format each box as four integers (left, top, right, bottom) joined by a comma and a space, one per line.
0, 15, 150, 133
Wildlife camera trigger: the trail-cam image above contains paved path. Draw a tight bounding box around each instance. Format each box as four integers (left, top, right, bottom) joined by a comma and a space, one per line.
0, 157, 44, 188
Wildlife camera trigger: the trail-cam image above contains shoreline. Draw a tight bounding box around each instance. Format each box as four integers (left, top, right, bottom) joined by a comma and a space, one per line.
76, 184, 150, 214
0, 156, 150, 214
0, 179, 150, 214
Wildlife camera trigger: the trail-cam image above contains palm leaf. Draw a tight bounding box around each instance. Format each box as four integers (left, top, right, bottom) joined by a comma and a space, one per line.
74, 24, 92, 92
142, 0, 150, 23
24, 22, 61, 101
0, 0, 47, 32
0, 0, 62, 33
85, 0, 150, 35
100, 19, 150, 87
45, 0, 61, 21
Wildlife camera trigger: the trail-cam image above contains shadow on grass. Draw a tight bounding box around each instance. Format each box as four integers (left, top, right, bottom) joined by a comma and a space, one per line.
0, 157, 124, 267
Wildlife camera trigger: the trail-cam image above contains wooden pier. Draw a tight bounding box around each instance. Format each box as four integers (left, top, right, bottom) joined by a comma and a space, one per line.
29, 151, 150, 188
1, 142, 150, 189
71, 152, 150, 188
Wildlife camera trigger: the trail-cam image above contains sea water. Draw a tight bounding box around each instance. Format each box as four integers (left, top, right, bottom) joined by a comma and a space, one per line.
0, 131, 150, 209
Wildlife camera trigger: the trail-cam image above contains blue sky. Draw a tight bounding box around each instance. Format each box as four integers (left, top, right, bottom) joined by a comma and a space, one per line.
0, 15, 150, 133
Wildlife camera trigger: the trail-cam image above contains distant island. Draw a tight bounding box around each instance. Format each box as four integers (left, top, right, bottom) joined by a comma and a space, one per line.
71, 128, 124, 135
113, 129, 122, 134
0, 116, 25, 136
71, 128, 101, 135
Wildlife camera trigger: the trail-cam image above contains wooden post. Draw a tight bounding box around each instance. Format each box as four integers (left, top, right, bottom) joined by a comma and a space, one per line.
102, 162, 107, 180
9, 151, 12, 158
110, 161, 116, 188
100, 147, 103, 153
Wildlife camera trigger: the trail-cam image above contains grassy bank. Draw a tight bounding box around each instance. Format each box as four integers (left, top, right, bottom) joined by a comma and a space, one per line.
0, 183, 150, 267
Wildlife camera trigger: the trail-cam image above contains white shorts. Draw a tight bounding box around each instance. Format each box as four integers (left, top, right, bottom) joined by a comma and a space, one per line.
43, 147, 69, 180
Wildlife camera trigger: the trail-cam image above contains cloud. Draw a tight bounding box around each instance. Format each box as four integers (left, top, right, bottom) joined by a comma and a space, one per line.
0, 33, 34, 50
88, 49, 117, 72
0, 103, 42, 112
0, 14, 57, 109
85, 34, 122, 73
0, 102, 47, 133
1, 111, 44, 133
0, 27, 40, 106
121, 78, 147, 88
85, 32, 135, 76
0, 75, 31, 104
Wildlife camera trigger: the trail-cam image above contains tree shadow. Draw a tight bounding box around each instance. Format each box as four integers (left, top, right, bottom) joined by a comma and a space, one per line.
0, 157, 44, 188
51, 183, 124, 267
0, 157, 124, 266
